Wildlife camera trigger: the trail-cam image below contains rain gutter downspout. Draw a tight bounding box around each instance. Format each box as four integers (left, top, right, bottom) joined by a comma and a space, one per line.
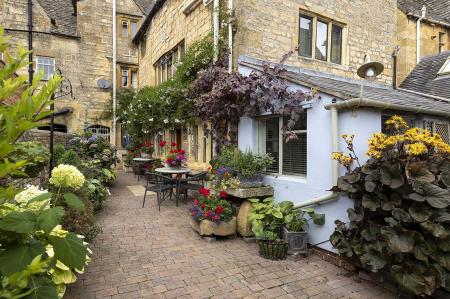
416, 6, 426, 64
213, 0, 220, 63
227, 0, 233, 73
294, 106, 339, 209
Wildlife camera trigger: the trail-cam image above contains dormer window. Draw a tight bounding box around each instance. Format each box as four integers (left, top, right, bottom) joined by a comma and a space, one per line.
438, 58, 450, 76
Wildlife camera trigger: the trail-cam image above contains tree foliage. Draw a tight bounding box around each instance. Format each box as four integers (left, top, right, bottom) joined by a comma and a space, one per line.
330, 116, 450, 296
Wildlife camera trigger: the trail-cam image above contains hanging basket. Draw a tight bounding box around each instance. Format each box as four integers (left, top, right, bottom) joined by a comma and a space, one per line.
257, 239, 288, 260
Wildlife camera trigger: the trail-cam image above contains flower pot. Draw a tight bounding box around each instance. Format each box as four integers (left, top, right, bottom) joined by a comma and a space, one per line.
238, 174, 263, 188
190, 216, 237, 237
282, 226, 308, 253
257, 239, 288, 260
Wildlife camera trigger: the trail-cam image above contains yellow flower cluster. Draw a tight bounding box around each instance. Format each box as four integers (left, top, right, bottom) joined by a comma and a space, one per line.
341, 134, 355, 146
332, 152, 353, 167
366, 117, 450, 158
49, 164, 85, 190
385, 115, 409, 130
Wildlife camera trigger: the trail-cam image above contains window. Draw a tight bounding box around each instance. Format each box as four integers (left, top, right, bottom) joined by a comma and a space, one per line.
121, 20, 128, 37
121, 68, 129, 87
315, 20, 328, 61
331, 24, 343, 64
154, 41, 185, 85
298, 12, 345, 64
203, 131, 208, 163
424, 120, 450, 144
191, 126, 199, 162
36, 56, 55, 80
259, 114, 307, 176
131, 70, 138, 89
86, 125, 110, 142
131, 21, 138, 37
439, 32, 445, 54
438, 58, 450, 76
299, 15, 313, 57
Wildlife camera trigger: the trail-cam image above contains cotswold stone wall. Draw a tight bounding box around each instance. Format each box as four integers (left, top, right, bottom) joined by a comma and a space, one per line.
233, 0, 397, 84
19, 129, 73, 148
138, 0, 213, 87
0, 0, 144, 146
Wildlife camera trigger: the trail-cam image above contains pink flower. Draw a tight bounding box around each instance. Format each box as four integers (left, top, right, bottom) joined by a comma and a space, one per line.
213, 215, 219, 221
193, 199, 199, 206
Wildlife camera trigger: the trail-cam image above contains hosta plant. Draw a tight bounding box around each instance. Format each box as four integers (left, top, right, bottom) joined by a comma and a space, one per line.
330, 116, 450, 297
280, 201, 325, 232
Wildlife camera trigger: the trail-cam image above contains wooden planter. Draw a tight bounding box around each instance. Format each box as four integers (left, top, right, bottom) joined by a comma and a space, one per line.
257, 240, 288, 260
190, 216, 236, 237
282, 226, 308, 254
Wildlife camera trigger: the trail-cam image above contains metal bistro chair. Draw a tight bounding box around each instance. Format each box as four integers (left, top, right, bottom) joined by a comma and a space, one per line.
178, 171, 208, 201
143, 172, 173, 211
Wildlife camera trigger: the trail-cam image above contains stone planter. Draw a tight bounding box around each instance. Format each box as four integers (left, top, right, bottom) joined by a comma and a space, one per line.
226, 186, 274, 198
238, 175, 263, 188
282, 226, 308, 253
257, 240, 288, 260
190, 216, 236, 237
236, 200, 254, 237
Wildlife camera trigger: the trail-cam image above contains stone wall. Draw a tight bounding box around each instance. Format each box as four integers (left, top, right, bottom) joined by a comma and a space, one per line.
19, 129, 73, 147
396, 9, 450, 84
138, 0, 213, 87
0, 0, 144, 147
233, 0, 397, 84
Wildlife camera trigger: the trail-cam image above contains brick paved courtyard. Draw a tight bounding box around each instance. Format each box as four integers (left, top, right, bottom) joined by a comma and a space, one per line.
65, 172, 396, 299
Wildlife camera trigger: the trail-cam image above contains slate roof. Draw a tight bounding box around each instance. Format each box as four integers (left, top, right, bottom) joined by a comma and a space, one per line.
36, 0, 78, 37
239, 56, 450, 116
133, 0, 156, 15
400, 51, 450, 100
397, 0, 450, 26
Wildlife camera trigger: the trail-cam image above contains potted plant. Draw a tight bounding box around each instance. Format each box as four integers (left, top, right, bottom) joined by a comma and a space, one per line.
189, 188, 236, 236
139, 141, 154, 158
279, 201, 325, 253
248, 197, 288, 260
160, 141, 187, 168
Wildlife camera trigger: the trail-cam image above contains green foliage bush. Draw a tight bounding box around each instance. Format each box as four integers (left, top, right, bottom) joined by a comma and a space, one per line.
9, 141, 50, 178
0, 29, 90, 298
57, 149, 82, 168
330, 116, 450, 296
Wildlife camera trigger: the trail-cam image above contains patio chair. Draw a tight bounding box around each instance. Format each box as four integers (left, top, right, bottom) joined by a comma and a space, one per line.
178, 171, 208, 201
143, 172, 174, 211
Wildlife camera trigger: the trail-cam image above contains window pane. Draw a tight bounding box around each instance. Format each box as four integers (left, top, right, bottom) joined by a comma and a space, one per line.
131, 71, 138, 88
315, 20, 328, 61
192, 126, 198, 162
282, 132, 307, 175
122, 21, 128, 37
203, 132, 207, 163
180, 43, 185, 60
283, 113, 307, 131
299, 16, 313, 57
265, 118, 279, 173
131, 21, 138, 37
122, 69, 128, 87
331, 24, 343, 64
167, 56, 172, 79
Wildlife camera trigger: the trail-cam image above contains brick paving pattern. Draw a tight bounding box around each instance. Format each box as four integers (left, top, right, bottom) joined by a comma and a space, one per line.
66, 172, 396, 299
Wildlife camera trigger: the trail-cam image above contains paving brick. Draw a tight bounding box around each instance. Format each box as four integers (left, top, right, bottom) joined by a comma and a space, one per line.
65, 172, 396, 299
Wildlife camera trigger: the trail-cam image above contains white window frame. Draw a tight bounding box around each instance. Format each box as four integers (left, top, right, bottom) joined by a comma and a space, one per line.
131, 70, 138, 89
438, 58, 450, 76
258, 116, 307, 178
36, 56, 55, 81
86, 125, 110, 142
121, 68, 129, 87
121, 20, 129, 37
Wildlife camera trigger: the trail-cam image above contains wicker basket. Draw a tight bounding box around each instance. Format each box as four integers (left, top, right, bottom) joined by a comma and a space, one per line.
257, 240, 288, 260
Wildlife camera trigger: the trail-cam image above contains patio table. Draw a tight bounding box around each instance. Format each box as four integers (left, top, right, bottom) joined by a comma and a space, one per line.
155, 167, 191, 207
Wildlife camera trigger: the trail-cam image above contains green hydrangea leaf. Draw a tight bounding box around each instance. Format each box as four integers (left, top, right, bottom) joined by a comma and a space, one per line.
27, 276, 58, 299
37, 207, 65, 234
49, 232, 87, 269
63, 193, 85, 212
0, 241, 44, 275
0, 211, 37, 233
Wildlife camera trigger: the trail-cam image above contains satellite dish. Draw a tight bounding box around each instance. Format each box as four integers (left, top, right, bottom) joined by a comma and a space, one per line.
97, 79, 111, 89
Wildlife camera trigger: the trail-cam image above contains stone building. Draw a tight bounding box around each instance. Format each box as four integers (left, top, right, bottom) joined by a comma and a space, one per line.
0, 0, 154, 147
396, 0, 450, 84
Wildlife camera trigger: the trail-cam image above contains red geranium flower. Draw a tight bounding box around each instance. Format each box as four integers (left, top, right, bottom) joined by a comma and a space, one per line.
206, 210, 212, 218
199, 187, 210, 196
159, 140, 167, 147
193, 199, 199, 206
220, 191, 228, 198
215, 205, 223, 214
213, 215, 219, 221
201, 203, 206, 209
171, 142, 178, 147
179, 149, 185, 155
191, 211, 195, 216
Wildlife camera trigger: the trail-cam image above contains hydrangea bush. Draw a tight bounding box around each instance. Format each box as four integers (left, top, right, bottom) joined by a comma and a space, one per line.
49, 164, 85, 190
330, 116, 450, 296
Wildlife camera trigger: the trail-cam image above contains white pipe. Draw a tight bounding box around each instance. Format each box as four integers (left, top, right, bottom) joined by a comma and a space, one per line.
324, 98, 450, 117
213, 0, 220, 63
294, 106, 339, 209
112, 0, 117, 146
397, 87, 450, 103
416, 6, 426, 64
227, 0, 233, 73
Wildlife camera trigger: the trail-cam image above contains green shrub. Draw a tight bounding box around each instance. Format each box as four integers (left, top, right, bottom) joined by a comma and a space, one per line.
57, 149, 82, 168
330, 116, 450, 297
83, 179, 109, 211
9, 141, 50, 178
53, 143, 65, 163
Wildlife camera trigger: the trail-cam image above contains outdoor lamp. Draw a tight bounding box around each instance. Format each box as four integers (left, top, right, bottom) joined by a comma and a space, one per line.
357, 54, 384, 81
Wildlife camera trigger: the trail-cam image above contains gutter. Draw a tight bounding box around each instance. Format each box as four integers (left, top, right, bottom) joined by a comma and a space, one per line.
397, 87, 450, 103
324, 98, 450, 117
182, 0, 203, 15
4, 28, 80, 39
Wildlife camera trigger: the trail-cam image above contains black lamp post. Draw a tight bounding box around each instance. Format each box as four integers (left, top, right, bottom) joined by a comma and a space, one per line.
28, 0, 33, 84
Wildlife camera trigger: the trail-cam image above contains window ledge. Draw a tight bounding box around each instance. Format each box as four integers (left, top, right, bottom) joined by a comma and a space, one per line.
263, 174, 307, 184
296, 56, 349, 71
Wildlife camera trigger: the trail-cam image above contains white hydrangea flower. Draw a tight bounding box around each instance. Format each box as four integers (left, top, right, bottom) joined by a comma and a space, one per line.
49, 164, 85, 190
163, 119, 169, 124
149, 118, 154, 122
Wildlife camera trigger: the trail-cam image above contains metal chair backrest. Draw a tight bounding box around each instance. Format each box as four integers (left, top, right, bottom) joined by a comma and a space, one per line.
187, 171, 208, 184
145, 172, 172, 186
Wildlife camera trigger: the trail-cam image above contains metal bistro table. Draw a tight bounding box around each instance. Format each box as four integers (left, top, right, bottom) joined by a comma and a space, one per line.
155, 167, 191, 207
133, 157, 155, 181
